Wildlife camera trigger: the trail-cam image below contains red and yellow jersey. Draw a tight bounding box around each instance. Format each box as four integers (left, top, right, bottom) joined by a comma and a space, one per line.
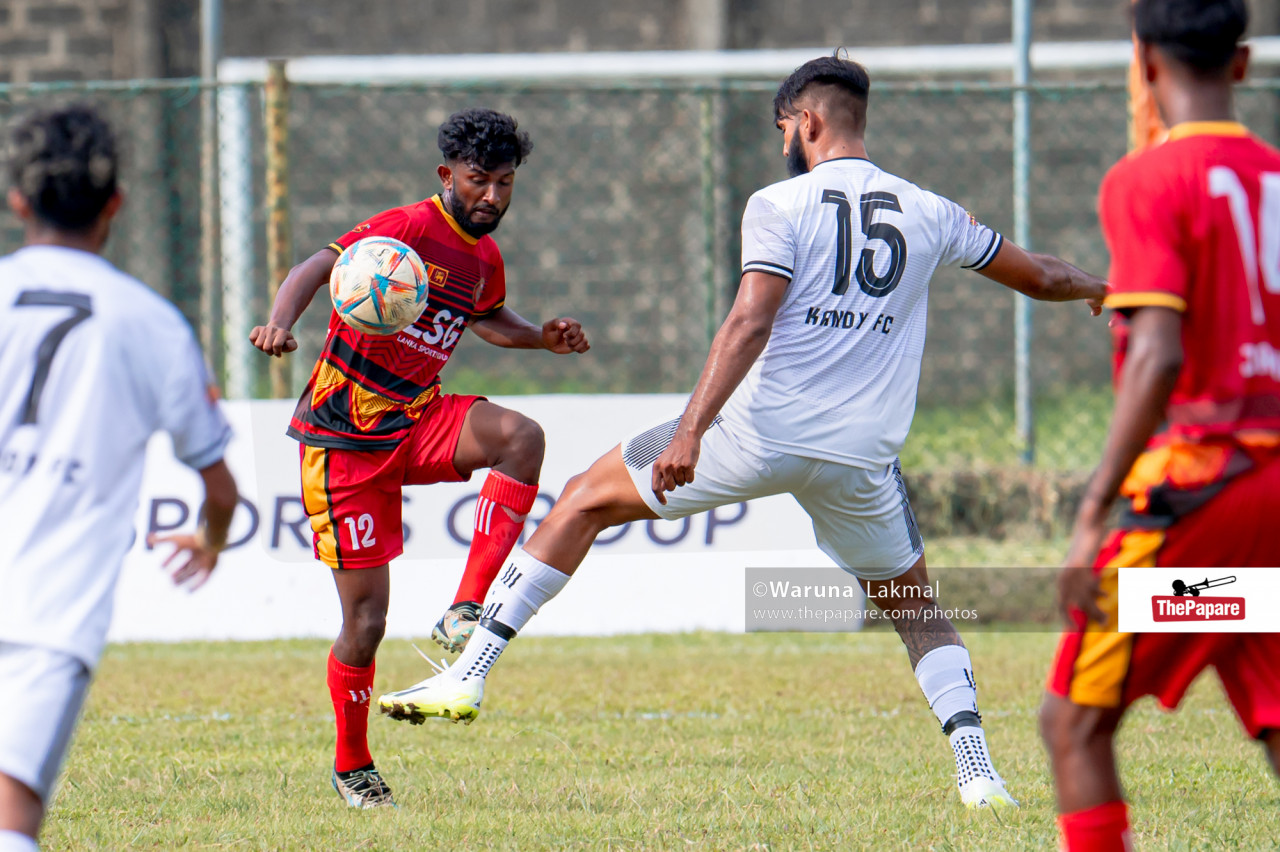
1100, 122, 1280, 520
1102, 121, 1280, 442
288, 195, 506, 450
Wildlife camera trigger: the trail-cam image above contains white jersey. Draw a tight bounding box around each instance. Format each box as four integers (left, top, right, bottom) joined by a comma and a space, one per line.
721, 157, 1003, 468
0, 246, 231, 669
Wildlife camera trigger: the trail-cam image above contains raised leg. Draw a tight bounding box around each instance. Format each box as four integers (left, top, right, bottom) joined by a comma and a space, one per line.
861, 555, 1015, 809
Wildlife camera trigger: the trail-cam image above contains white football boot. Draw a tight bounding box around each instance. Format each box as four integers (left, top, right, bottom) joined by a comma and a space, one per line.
378, 649, 483, 725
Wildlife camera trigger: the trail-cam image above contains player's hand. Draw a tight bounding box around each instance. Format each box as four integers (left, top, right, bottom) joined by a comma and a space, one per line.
1059, 508, 1108, 627
542, 317, 590, 354
1084, 279, 1110, 317
1057, 564, 1106, 629
249, 324, 298, 357
147, 532, 221, 592
651, 428, 700, 505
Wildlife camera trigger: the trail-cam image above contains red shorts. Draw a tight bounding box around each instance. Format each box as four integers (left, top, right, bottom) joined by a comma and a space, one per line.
1048, 454, 1280, 738
299, 393, 483, 570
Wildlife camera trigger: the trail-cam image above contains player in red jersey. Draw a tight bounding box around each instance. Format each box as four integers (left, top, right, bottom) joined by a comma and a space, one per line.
249, 108, 589, 808
1041, 2, 1280, 849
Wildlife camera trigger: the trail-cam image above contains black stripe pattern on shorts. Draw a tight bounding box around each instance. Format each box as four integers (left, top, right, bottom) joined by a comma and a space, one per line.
892, 460, 923, 553
622, 416, 722, 471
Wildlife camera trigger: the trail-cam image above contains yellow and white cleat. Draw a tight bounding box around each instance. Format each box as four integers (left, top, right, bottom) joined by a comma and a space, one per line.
959, 777, 1019, 810
378, 674, 483, 725
378, 651, 483, 725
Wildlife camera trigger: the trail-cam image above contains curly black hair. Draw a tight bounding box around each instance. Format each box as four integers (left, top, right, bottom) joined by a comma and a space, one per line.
437, 108, 534, 170
1134, 0, 1249, 73
8, 103, 118, 231
773, 52, 870, 125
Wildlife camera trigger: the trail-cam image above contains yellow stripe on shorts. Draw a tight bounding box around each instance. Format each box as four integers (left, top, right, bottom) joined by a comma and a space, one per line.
301, 446, 342, 570
1067, 529, 1163, 707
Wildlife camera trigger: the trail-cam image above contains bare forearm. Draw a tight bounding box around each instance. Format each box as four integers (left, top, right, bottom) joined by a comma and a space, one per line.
680, 315, 771, 435
268, 273, 324, 329
472, 313, 545, 348
979, 243, 1105, 306
267, 252, 334, 330
1081, 343, 1180, 520
198, 460, 238, 549
1028, 253, 1107, 303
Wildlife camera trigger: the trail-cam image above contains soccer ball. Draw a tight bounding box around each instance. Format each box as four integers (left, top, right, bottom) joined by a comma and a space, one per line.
329, 236, 429, 335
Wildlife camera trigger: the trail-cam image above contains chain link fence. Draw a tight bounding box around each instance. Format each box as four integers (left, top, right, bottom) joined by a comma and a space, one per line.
4, 77, 1280, 488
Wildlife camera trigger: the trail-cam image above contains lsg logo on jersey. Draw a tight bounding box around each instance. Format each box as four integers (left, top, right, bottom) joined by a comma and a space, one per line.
1151, 575, 1246, 622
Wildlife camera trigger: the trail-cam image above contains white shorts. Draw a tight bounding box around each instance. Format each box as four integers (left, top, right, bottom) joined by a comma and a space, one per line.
622, 416, 924, 580
0, 643, 90, 803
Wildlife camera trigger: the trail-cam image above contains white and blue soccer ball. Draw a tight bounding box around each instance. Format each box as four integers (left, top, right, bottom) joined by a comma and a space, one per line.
329, 236, 429, 335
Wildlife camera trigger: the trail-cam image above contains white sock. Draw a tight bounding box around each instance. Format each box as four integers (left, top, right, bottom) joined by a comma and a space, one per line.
950, 724, 1003, 785
0, 830, 38, 852
451, 624, 508, 682
478, 548, 571, 634
913, 645, 979, 729
448, 549, 570, 682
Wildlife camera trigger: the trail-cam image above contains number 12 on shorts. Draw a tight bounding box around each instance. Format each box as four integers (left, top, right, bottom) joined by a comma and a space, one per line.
343, 513, 376, 550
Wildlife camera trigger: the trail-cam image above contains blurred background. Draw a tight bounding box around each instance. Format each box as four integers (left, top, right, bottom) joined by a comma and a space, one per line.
3, 0, 1280, 540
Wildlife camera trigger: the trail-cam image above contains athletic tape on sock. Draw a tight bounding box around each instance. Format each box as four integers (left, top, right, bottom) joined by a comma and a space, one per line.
914, 644, 979, 729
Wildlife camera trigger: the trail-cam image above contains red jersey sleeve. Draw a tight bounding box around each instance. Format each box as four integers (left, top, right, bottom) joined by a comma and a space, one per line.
326, 206, 414, 255
471, 247, 507, 320
1099, 158, 1191, 314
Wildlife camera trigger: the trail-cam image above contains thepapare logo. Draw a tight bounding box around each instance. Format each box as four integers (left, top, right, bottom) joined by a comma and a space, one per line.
1151, 575, 1245, 622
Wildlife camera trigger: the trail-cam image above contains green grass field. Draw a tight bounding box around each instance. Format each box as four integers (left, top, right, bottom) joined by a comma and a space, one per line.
47, 630, 1276, 850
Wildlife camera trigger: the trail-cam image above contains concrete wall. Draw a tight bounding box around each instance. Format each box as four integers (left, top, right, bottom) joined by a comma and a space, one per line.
0, 0, 132, 83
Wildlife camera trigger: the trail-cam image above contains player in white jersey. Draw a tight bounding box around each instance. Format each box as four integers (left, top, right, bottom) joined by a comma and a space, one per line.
379, 55, 1107, 808
0, 106, 238, 852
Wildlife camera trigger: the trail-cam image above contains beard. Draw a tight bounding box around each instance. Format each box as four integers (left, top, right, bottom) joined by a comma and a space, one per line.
446, 191, 506, 237
786, 127, 810, 177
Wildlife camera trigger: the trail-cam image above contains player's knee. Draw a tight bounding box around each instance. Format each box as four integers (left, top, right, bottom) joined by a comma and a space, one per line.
1039, 694, 1114, 757
1038, 695, 1066, 753
552, 471, 617, 532
557, 471, 593, 509
504, 415, 545, 473
346, 609, 386, 652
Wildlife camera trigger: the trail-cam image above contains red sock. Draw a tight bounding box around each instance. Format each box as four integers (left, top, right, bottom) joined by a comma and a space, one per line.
327, 649, 374, 772
1058, 801, 1131, 852
453, 471, 539, 605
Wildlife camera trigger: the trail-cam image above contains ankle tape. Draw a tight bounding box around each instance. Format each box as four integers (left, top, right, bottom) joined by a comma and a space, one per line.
942, 710, 983, 735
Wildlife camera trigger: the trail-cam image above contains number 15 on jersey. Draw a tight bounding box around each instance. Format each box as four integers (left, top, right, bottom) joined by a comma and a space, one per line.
821, 189, 909, 299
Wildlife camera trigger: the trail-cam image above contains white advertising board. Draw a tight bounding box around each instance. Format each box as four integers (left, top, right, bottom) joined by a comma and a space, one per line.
110, 396, 843, 643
